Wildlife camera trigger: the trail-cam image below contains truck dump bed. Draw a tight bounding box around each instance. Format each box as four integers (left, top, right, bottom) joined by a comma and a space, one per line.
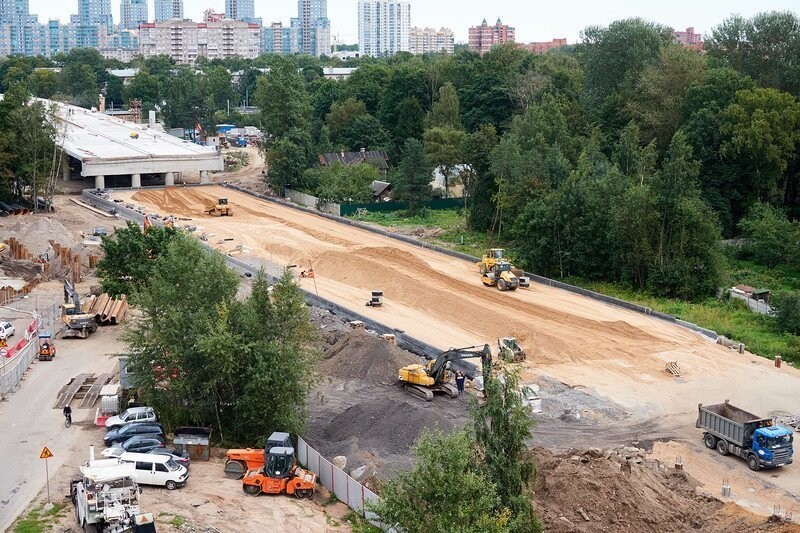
697, 401, 772, 447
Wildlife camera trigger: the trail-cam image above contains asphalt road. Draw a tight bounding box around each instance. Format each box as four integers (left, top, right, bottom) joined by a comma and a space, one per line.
0, 325, 123, 530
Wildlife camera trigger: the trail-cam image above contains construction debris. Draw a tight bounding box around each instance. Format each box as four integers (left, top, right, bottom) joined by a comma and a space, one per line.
665, 361, 683, 377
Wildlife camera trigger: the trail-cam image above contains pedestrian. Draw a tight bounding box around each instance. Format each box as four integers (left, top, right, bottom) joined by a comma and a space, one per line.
455, 371, 466, 395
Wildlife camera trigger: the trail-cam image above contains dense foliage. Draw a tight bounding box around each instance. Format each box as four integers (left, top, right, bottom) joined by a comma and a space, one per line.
117, 233, 319, 444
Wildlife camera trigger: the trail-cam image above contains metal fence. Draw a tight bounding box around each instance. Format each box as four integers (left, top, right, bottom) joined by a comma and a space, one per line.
0, 298, 60, 397
296, 436, 387, 530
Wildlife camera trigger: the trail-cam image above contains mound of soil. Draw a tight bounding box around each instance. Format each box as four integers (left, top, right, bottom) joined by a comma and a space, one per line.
320, 331, 419, 384
323, 398, 455, 455
533, 448, 798, 532
1, 217, 81, 256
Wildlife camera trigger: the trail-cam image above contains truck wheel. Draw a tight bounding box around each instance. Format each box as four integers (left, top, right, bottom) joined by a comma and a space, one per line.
747, 455, 760, 471
165, 480, 177, 490
703, 434, 717, 449
716, 440, 729, 456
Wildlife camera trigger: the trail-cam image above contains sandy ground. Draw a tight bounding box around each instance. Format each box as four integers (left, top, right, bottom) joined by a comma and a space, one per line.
112, 185, 800, 519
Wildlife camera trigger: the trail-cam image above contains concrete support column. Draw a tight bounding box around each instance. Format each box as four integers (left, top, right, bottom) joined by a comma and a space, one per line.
131, 173, 141, 188
95, 175, 105, 190
200, 170, 210, 185
62, 162, 70, 182
164, 172, 175, 186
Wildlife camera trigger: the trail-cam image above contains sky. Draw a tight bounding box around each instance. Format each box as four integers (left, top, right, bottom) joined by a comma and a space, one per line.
27, 0, 800, 44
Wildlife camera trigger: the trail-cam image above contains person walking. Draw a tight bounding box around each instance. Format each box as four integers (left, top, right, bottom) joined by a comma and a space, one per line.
455, 371, 466, 395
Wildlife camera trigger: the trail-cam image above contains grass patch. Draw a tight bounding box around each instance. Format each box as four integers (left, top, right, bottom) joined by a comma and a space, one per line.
169, 515, 186, 528
322, 493, 339, 506
345, 509, 383, 533
13, 503, 66, 533
348, 208, 500, 258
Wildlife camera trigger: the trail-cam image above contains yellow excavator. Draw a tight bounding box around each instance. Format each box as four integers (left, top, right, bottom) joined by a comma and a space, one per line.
205, 198, 234, 216
398, 344, 492, 401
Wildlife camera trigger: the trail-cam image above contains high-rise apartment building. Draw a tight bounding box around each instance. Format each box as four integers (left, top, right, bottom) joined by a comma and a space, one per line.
154, 0, 183, 21
293, 0, 329, 56
74, 0, 112, 48
120, 0, 147, 30
358, 0, 410, 57
139, 19, 260, 64
0, 0, 31, 54
468, 18, 514, 55
262, 21, 291, 54
409, 26, 453, 55
203, 9, 225, 22
674, 27, 703, 50
225, 0, 254, 22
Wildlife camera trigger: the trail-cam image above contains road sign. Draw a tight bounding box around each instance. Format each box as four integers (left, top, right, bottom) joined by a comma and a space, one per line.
40, 446, 53, 503
40, 447, 53, 459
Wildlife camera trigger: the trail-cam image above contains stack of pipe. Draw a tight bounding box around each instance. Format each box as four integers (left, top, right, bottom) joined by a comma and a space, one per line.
83, 293, 128, 325
5, 238, 32, 260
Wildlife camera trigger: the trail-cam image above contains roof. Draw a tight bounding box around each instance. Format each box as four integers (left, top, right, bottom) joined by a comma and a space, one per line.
734, 285, 757, 294
120, 451, 170, 463
268, 446, 295, 455
81, 461, 136, 482
760, 426, 793, 436
370, 180, 391, 196
319, 150, 389, 170
108, 68, 139, 78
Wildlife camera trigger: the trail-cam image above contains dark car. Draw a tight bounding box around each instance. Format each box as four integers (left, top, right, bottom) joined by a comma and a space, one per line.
148, 448, 191, 468
102, 435, 165, 458
104, 422, 165, 446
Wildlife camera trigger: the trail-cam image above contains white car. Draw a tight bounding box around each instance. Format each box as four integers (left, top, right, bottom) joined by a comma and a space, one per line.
0, 322, 15, 340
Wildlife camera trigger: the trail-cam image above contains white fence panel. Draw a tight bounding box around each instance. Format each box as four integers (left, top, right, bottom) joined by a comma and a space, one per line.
347, 476, 364, 513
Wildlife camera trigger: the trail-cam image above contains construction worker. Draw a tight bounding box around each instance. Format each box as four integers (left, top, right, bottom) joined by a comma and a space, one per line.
455, 371, 466, 395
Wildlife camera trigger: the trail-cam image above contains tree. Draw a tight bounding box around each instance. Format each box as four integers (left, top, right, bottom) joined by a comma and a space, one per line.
27, 69, 59, 99
773, 292, 800, 335
474, 371, 542, 533
424, 126, 466, 198
426, 82, 462, 129
125, 69, 161, 116
369, 428, 510, 533
161, 69, 204, 130
254, 59, 312, 139
339, 114, 391, 152
463, 124, 500, 230
738, 203, 800, 268
325, 97, 367, 140
205, 65, 238, 112
393, 138, 433, 213
104, 75, 125, 107
308, 162, 379, 204
96, 221, 179, 297
264, 138, 308, 192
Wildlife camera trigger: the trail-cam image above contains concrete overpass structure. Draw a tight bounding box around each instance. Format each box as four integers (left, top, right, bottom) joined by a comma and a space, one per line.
54, 101, 224, 189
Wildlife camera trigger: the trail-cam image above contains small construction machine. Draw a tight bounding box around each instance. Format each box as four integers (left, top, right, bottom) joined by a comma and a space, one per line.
477, 249, 530, 289
497, 337, 525, 362
398, 344, 492, 401
241, 433, 316, 498
224, 431, 293, 479
204, 198, 233, 217
38, 332, 56, 361
62, 280, 98, 339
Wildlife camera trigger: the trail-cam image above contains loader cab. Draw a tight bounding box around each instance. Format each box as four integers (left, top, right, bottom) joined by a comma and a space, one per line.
218, 198, 229, 206
264, 447, 295, 479
488, 249, 504, 260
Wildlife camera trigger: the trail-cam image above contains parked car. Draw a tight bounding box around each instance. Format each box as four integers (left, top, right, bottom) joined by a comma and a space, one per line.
148, 448, 191, 468
101, 435, 166, 458
0, 322, 15, 340
119, 452, 188, 490
105, 407, 158, 429
104, 422, 165, 447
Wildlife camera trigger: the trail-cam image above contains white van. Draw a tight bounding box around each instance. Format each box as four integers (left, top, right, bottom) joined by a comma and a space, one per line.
119, 452, 188, 490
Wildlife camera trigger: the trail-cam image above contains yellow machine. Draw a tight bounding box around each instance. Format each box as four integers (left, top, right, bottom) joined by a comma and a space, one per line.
398, 344, 492, 401
498, 337, 525, 362
477, 248, 507, 274
477, 250, 530, 290
205, 198, 234, 216
61, 281, 98, 339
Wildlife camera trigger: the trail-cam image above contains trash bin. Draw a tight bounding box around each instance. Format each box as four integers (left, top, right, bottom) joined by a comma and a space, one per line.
173, 427, 212, 461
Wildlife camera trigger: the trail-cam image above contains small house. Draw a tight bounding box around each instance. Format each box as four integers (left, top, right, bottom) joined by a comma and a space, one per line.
318, 149, 389, 177
369, 180, 392, 201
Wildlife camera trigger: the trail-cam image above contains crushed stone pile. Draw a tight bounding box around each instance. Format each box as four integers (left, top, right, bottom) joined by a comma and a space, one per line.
322, 398, 455, 455
320, 331, 419, 384
308, 307, 351, 345
533, 448, 797, 532
1, 217, 82, 256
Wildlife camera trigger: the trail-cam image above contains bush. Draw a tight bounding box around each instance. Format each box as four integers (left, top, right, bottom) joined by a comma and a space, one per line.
773, 291, 800, 335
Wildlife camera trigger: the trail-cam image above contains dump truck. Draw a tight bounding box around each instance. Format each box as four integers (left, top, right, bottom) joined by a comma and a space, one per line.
697, 400, 794, 471
71, 448, 156, 533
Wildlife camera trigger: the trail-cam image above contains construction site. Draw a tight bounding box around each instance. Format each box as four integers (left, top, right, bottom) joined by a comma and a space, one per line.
3, 160, 800, 531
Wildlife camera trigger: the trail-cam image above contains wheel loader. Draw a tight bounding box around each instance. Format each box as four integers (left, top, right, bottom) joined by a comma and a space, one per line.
241, 445, 316, 499
204, 198, 233, 216
398, 344, 492, 401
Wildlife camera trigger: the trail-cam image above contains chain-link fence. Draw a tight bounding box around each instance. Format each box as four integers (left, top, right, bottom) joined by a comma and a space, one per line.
0, 297, 60, 397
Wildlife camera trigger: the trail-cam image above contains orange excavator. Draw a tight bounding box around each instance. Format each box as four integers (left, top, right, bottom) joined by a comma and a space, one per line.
241, 437, 316, 499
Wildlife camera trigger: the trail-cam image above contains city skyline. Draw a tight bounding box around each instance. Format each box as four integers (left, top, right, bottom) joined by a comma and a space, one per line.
26, 0, 800, 44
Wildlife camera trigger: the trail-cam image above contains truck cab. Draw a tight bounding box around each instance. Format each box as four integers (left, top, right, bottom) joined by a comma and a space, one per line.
752, 426, 794, 469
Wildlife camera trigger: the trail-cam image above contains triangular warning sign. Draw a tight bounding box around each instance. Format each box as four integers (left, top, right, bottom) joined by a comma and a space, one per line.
40, 447, 53, 459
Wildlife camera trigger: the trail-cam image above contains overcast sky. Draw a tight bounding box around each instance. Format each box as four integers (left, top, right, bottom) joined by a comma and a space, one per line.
28, 0, 800, 44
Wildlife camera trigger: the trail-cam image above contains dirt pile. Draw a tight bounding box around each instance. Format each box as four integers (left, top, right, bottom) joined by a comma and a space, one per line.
320, 331, 419, 384
1, 217, 81, 256
533, 448, 799, 532
323, 397, 456, 455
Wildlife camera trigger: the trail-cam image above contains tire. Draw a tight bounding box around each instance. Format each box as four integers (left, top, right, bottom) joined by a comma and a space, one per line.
479, 264, 486, 274
65, 416, 72, 428
295, 488, 313, 499
498, 279, 507, 291
165, 480, 177, 490
747, 455, 760, 471
243, 483, 261, 495
703, 433, 717, 449
716, 440, 729, 456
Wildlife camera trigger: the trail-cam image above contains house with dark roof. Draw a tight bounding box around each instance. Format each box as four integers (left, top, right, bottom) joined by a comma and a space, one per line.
318, 148, 389, 176
369, 180, 392, 201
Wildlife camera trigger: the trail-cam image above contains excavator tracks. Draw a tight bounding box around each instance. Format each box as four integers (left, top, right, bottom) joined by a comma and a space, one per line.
404, 384, 434, 401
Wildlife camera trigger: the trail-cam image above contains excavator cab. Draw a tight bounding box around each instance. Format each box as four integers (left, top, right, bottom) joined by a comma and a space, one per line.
62, 303, 78, 316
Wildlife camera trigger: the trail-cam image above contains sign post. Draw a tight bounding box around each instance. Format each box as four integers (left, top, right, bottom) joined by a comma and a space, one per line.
40, 446, 53, 503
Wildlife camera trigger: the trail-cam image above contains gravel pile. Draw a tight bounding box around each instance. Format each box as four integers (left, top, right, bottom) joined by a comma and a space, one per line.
320, 331, 419, 384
